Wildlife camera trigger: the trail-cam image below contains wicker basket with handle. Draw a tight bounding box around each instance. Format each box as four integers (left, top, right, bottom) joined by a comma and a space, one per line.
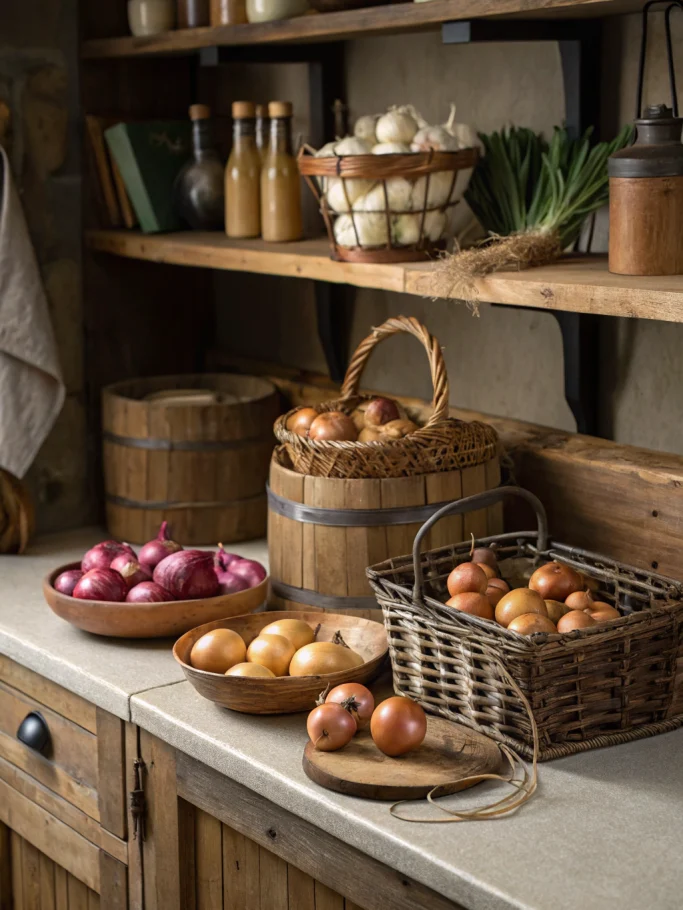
367, 486, 683, 761
274, 315, 498, 480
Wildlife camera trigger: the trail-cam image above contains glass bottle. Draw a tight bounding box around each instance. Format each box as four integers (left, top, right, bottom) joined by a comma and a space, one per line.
210, 0, 247, 23
177, 0, 209, 27
261, 101, 302, 243
255, 104, 269, 164
174, 104, 225, 231
225, 101, 261, 239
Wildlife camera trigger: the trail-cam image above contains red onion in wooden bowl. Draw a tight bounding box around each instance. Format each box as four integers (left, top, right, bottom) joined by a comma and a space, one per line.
54, 569, 83, 597
153, 550, 219, 600
229, 558, 267, 589
82, 540, 136, 573
110, 554, 151, 590
125, 581, 173, 603
139, 521, 182, 573
216, 571, 250, 595
73, 568, 128, 603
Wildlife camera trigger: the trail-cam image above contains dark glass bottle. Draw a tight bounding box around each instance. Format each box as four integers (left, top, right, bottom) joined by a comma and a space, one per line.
174, 104, 225, 231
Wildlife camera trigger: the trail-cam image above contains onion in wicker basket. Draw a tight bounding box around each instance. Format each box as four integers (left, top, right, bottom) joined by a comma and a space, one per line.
274, 315, 498, 480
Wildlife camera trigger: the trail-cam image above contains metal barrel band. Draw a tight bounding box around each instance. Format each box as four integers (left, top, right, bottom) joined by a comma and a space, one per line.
270, 580, 377, 611
103, 431, 272, 452
106, 492, 266, 510
267, 485, 456, 528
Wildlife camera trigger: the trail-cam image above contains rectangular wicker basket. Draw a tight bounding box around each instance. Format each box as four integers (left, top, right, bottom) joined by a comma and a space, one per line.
367, 487, 683, 761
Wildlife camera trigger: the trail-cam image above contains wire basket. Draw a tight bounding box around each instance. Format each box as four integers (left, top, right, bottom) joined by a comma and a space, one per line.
298, 146, 479, 263
274, 315, 498, 479
367, 487, 683, 761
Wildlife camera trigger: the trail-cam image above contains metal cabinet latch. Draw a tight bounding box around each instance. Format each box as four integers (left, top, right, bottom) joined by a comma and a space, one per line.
130, 757, 146, 841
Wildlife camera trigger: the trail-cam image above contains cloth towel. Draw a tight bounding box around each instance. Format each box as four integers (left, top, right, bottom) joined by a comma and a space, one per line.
0, 145, 65, 478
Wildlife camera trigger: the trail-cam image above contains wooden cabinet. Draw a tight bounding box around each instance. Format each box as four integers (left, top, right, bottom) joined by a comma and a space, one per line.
0, 658, 128, 910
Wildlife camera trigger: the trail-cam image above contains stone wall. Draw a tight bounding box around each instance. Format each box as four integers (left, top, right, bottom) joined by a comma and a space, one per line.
0, 0, 93, 532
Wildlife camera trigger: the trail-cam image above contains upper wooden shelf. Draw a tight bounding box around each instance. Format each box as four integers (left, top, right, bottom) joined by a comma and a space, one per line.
86, 229, 683, 323
81, 0, 643, 59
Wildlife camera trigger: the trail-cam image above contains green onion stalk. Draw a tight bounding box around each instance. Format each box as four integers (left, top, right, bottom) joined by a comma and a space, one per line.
432, 124, 633, 303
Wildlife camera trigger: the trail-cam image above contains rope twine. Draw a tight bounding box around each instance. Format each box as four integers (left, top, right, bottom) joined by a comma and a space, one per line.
389, 643, 539, 823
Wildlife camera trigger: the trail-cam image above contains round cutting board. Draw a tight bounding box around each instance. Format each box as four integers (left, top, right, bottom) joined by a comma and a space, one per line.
303, 714, 502, 801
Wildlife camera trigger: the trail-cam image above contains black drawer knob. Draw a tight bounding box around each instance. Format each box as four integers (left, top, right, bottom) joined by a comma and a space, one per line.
17, 711, 51, 755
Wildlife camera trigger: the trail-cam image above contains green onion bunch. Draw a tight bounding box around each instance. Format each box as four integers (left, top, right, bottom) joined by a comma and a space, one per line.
465, 125, 633, 249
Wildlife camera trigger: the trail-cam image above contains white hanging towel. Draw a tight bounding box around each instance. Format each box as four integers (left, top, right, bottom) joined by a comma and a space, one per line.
0, 145, 65, 478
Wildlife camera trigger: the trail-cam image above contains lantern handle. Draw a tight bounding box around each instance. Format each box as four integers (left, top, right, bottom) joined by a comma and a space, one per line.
637, 1, 683, 119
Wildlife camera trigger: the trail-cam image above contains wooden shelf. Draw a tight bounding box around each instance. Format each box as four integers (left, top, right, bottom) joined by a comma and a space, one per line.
86, 229, 683, 323
81, 0, 643, 59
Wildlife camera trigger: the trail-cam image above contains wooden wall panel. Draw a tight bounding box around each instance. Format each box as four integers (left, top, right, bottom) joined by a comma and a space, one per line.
7, 833, 100, 910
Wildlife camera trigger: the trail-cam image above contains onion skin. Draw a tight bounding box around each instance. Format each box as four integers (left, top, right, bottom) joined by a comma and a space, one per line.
370, 696, 427, 757
125, 582, 172, 603
495, 588, 547, 628
82, 540, 136, 573
73, 568, 128, 603
261, 619, 315, 651
191, 629, 247, 674
217, 573, 250, 595
54, 569, 83, 597
153, 550, 219, 600
307, 703, 357, 752
308, 411, 358, 442
487, 577, 510, 593
225, 662, 275, 678
325, 683, 374, 729
471, 547, 498, 570
485, 585, 505, 609
529, 562, 583, 602
508, 613, 557, 636
138, 521, 183, 573
229, 558, 267, 588
557, 610, 596, 633
247, 634, 296, 677
110, 554, 151, 590
364, 397, 400, 427
447, 562, 488, 596
289, 642, 363, 677
545, 599, 572, 624
286, 407, 318, 437
446, 591, 494, 620
585, 603, 621, 622
565, 590, 594, 611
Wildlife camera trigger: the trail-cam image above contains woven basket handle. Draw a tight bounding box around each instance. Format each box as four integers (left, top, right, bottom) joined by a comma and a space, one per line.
411, 486, 549, 602
340, 316, 449, 428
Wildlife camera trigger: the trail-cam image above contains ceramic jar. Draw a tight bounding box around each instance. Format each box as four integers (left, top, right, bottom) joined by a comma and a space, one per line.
246, 0, 308, 23
128, 0, 175, 36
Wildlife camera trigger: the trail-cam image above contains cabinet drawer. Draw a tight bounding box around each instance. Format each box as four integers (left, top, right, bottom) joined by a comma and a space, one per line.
0, 656, 126, 835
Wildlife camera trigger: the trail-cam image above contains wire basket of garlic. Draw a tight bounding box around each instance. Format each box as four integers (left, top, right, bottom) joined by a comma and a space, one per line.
298, 105, 480, 263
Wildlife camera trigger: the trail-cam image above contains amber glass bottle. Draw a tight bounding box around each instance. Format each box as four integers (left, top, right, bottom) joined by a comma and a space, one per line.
261, 101, 302, 243
174, 104, 225, 230
225, 101, 261, 239
255, 104, 269, 163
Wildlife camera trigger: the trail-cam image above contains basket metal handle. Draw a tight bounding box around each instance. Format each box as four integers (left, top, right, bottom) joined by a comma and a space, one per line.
411, 486, 548, 602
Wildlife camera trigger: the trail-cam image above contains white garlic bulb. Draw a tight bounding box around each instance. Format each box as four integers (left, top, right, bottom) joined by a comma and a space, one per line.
354, 114, 380, 145
411, 170, 457, 210
423, 210, 448, 242
375, 109, 419, 145
354, 178, 413, 213
333, 213, 389, 248
411, 126, 460, 153
372, 142, 412, 154
391, 214, 421, 246
332, 136, 371, 155
326, 177, 375, 213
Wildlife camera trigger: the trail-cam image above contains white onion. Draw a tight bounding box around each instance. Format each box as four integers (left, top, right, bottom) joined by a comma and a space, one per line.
423, 210, 448, 241
372, 142, 411, 155
411, 125, 459, 153
333, 136, 371, 155
326, 177, 374, 213
354, 114, 380, 144
354, 178, 413, 213
334, 213, 389, 248
375, 110, 419, 145
411, 171, 456, 209
391, 214, 421, 246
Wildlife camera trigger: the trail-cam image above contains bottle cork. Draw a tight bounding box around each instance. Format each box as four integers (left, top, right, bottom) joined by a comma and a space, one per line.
232, 100, 256, 119
268, 101, 293, 118
189, 104, 211, 121
255, 103, 268, 118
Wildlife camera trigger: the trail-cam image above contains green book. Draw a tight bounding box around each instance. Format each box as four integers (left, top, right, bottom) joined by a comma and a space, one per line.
104, 121, 191, 233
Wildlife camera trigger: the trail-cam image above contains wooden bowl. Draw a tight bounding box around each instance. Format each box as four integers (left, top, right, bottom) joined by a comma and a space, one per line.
173, 611, 389, 714
43, 562, 267, 639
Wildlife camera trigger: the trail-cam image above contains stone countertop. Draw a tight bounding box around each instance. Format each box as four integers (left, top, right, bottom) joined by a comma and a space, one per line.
0, 528, 269, 719
132, 680, 683, 910
2, 530, 682, 910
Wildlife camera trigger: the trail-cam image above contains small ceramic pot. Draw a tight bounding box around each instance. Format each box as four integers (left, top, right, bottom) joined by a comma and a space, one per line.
246, 0, 308, 23
128, 0, 176, 36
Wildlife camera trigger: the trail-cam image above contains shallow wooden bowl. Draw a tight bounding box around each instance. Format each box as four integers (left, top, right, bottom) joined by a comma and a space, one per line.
173, 611, 389, 714
43, 562, 267, 639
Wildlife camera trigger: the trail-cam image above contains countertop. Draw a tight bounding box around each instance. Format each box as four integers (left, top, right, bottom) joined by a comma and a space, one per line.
1, 530, 682, 910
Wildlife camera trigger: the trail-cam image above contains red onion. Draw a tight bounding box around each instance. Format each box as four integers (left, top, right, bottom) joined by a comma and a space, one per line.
54, 569, 83, 597
125, 581, 172, 604
216, 571, 250, 596
229, 558, 266, 589
73, 568, 128, 603
153, 550, 219, 600
82, 540, 136, 573
110, 553, 151, 590
215, 543, 240, 572
138, 521, 183, 573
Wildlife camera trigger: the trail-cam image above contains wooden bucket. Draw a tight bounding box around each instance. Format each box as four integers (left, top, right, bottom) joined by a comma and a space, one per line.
102, 373, 279, 545
268, 446, 503, 614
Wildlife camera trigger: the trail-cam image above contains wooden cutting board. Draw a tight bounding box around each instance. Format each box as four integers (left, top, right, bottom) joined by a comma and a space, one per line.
302, 715, 502, 801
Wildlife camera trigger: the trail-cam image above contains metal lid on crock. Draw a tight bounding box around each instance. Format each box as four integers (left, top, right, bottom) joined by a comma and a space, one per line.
609, 104, 683, 178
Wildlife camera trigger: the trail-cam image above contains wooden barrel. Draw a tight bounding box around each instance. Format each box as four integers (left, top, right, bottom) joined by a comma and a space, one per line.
103, 374, 279, 544
267, 447, 504, 614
